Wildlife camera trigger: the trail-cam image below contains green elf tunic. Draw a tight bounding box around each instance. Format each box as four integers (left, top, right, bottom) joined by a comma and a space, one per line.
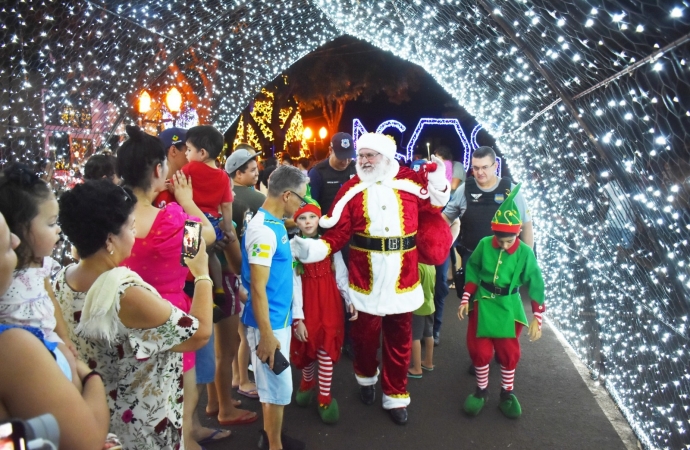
465, 236, 545, 338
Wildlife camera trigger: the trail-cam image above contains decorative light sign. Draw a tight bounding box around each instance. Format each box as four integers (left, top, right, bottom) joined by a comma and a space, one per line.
353, 118, 500, 175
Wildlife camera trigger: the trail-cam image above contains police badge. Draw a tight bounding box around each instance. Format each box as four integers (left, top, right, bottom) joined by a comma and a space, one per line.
494, 193, 505, 204
341, 139, 351, 148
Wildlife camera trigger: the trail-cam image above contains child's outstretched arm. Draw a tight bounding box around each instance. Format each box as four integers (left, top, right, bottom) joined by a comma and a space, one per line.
334, 252, 357, 321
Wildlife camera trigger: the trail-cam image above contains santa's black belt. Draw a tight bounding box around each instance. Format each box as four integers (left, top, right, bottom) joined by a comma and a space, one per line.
352, 234, 416, 252
480, 280, 519, 296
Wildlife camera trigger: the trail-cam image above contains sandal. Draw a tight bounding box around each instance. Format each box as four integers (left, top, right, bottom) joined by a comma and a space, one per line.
197, 428, 232, 445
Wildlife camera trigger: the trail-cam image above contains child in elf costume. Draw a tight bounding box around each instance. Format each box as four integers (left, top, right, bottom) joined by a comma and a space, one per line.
457, 183, 545, 419
291, 192, 357, 424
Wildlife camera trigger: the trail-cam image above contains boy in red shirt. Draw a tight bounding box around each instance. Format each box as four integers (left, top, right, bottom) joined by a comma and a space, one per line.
181, 125, 236, 301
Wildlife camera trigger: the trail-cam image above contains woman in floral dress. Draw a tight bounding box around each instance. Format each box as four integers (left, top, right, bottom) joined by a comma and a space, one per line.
54, 179, 213, 450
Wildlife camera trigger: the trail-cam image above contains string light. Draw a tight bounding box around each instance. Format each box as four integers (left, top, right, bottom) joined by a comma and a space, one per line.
2, 1, 690, 448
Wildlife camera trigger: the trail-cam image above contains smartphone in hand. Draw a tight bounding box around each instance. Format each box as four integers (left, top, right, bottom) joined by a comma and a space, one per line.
180, 220, 202, 266
0, 419, 27, 449
256, 345, 291, 375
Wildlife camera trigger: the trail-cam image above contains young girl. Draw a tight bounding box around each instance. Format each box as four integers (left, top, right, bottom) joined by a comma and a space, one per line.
291, 193, 357, 424
0, 164, 77, 383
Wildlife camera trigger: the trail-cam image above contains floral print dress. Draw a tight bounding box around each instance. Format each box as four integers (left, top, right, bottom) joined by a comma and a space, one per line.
53, 266, 198, 450
0, 257, 62, 343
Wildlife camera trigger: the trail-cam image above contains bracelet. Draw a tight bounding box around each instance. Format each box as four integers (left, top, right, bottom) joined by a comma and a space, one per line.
82, 370, 102, 385
194, 275, 213, 287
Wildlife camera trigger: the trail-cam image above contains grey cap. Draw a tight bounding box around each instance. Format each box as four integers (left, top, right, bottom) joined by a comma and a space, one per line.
225, 147, 259, 174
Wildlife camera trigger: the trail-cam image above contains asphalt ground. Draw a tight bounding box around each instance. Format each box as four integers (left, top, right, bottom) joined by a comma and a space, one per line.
197, 295, 628, 450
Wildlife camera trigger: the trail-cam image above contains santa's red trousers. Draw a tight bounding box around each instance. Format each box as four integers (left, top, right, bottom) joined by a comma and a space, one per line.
350, 311, 412, 398
467, 305, 523, 370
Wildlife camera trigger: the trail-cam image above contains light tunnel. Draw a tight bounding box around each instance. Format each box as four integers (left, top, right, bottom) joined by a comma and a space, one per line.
1, 1, 689, 447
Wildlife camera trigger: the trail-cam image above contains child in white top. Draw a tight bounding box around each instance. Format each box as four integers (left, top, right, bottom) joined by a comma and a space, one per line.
0, 164, 77, 382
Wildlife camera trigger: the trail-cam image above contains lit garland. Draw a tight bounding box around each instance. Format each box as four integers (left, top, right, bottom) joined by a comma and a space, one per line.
232, 88, 308, 154
2, 1, 690, 448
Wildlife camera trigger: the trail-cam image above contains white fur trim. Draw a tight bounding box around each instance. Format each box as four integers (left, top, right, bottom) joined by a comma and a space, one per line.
355, 368, 380, 386
356, 133, 397, 160
383, 393, 411, 409
321, 164, 436, 228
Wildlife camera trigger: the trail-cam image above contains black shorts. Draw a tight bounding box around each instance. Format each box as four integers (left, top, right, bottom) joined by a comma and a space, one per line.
412, 314, 434, 341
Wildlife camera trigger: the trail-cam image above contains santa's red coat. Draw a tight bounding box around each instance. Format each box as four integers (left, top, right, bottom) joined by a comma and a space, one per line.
319, 165, 450, 316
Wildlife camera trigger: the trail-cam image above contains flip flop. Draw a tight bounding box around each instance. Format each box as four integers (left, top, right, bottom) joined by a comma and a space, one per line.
422, 365, 435, 372
206, 399, 242, 416
237, 388, 259, 399
218, 410, 259, 426
407, 371, 422, 379
197, 429, 232, 446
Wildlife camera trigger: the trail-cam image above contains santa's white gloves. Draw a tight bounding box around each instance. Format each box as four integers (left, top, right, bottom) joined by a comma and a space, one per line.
427, 155, 450, 192
290, 236, 330, 263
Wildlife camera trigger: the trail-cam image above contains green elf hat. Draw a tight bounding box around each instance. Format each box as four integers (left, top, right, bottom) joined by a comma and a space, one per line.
293, 185, 322, 220
491, 182, 523, 234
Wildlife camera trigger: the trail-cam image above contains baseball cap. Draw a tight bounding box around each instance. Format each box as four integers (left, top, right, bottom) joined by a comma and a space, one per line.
225, 147, 259, 174
159, 127, 187, 149
331, 132, 355, 159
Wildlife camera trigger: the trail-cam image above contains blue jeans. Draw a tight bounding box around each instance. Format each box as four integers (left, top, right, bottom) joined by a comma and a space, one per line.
433, 254, 451, 337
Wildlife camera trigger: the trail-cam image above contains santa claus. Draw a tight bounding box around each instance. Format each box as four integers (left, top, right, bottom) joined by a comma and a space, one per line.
291, 132, 450, 425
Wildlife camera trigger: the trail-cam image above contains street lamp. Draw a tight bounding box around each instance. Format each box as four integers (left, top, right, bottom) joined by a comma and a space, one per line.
138, 91, 151, 114
165, 87, 182, 126
302, 127, 314, 157
319, 127, 327, 140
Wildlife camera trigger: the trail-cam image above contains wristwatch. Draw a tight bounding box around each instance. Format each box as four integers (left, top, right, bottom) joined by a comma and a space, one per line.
194, 275, 213, 287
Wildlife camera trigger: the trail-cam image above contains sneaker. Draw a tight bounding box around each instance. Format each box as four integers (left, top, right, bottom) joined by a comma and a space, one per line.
257, 430, 305, 450
433, 333, 440, 347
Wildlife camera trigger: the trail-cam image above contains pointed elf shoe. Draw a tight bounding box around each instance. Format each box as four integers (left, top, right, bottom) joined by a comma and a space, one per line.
318, 398, 340, 424
499, 390, 522, 419
295, 388, 314, 407
463, 387, 488, 416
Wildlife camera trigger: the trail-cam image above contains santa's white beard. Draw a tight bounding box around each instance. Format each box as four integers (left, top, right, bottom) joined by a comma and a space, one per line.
356, 157, 394, 182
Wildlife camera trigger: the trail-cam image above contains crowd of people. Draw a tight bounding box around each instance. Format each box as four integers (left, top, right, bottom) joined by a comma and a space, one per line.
0, 123, 546, 450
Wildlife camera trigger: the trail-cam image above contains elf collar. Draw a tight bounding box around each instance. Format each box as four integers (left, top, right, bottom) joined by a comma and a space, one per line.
492, 236, 520, 254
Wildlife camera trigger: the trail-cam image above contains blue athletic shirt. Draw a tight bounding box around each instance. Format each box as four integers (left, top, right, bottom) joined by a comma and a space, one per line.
240, 208, 293, 330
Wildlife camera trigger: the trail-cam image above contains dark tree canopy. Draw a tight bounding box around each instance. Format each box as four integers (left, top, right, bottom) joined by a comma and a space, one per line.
285, 36, 425, 133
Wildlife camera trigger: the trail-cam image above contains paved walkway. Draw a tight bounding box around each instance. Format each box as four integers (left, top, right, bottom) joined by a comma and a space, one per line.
198, 297, 632, 449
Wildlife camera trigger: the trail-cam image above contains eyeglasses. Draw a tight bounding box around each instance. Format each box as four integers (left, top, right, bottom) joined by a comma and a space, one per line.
287, 190, 307, 208
356, 151, 381, 162
119, 185, 133, 202
471, 163, 496, 173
